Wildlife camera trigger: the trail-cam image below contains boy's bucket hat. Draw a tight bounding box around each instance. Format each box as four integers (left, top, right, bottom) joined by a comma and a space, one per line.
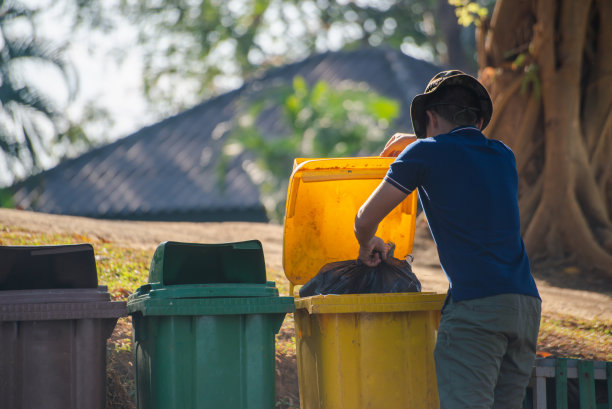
411, 70, 493, 138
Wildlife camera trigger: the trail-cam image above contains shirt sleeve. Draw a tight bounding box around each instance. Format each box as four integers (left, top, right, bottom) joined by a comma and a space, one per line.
384, 141, 428, 194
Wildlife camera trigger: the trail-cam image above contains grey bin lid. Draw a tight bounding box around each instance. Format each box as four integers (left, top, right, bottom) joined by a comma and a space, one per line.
0, 286, 127, 321
0, 286, 112, 304
0, 244, 98, 290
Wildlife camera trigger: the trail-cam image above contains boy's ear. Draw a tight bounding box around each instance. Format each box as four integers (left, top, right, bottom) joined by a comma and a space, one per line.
425, 110, 437, 127
477, 118, 485, 130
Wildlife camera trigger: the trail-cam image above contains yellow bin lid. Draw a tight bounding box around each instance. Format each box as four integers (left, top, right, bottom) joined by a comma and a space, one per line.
294, 293, 446, 314
282, 157, 418, 286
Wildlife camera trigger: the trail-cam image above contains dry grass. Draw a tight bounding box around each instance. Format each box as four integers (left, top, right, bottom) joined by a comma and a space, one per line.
537, 313, 612, 361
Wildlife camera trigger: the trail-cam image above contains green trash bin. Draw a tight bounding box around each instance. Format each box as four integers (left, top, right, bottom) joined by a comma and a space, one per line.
127, 240, 295, 409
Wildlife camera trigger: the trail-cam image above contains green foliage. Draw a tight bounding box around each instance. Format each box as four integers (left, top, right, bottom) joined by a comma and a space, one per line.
502, 41, 542, 102
220, 76, 399, 222
448, 0, 489, 27
0, 188, 14, 208
520, 63, 541, 101
108, 0, 471, 112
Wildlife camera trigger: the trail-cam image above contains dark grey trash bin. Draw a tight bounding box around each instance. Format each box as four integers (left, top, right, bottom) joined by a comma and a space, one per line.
0, 244, 126, 409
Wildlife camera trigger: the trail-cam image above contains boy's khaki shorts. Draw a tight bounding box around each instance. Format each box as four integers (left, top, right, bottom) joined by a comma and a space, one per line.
434, 293, 541, 409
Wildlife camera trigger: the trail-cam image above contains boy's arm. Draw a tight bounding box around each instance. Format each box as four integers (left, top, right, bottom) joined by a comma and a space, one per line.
355, 180, 409, 266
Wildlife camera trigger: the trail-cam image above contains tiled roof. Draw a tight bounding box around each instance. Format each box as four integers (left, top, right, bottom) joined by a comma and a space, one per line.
10, 47, 442, 221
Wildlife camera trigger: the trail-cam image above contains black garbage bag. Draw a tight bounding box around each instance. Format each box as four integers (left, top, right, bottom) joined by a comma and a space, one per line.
299, 245, 421, 297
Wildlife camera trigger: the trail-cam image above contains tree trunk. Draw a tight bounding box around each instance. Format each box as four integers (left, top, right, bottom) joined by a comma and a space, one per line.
436, 0, 474, 73
477, 0, 612, 276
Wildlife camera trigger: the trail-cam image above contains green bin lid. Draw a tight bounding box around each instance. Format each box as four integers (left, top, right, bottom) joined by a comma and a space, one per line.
147, 240, 267, 286
130, 240, 286, 305
129, 281, 280, 301
127, 291, 295, 316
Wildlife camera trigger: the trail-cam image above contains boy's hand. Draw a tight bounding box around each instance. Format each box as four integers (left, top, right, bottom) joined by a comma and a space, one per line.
380, 133, 417, 157
358, 236, 389, 267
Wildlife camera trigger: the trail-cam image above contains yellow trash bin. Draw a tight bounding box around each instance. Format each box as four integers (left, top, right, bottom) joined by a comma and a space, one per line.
283, 157, 445, 409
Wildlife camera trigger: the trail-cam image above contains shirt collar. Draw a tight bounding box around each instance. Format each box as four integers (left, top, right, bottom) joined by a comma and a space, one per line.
448, 126, 480, 134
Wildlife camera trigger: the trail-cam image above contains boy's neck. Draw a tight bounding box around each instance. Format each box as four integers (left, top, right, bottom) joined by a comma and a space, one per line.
427, 114, 457, 138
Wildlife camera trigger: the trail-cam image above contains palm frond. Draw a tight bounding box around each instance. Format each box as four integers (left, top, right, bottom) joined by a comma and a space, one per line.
0, 83, 57, 119
1, 38, 76, 98
0, 0, 92, 185
0, 0, 31, 22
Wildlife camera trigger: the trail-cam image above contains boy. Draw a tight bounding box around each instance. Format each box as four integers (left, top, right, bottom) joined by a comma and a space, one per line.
354, 70, 541, 408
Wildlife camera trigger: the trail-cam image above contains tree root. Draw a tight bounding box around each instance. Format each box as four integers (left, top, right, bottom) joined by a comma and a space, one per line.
484, 75, 523, 138
519, 177, 542, 233
515, 92, 543, 176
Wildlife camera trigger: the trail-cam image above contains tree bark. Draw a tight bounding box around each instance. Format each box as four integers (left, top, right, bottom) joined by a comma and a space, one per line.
479, 0, 612, 276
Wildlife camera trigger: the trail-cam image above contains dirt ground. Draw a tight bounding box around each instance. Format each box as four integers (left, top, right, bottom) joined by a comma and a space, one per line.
1, 208, 610, 320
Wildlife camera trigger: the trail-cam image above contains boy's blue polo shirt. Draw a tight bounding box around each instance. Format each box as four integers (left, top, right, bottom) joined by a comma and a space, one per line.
385, 126, 539, 302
